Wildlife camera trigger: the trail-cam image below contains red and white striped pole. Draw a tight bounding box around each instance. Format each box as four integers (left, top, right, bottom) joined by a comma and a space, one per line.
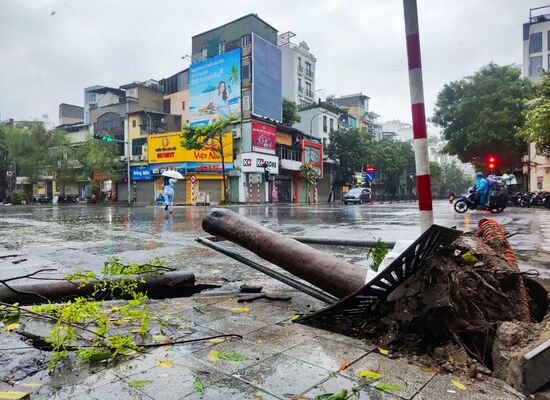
404, 0, 433, 232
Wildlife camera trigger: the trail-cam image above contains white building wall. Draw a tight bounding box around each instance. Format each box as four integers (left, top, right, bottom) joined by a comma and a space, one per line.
523, 16, 550, 191
279, 41, 316, 107
295, 107, 338, 148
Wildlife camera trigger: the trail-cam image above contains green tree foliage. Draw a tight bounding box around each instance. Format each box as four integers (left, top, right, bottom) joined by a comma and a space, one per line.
518, 72, 550, 157
327, 128, 374, 185
432, 63, 534, 171
429, 161, 471, 195
181, 116, 237, 202
371, 140, 415, 194
3, 122, 72, 185
282, 98, 301, 125
77, 135, 119, 182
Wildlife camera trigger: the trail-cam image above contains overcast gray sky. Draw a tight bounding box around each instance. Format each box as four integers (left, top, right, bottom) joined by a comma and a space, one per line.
0, 0, 547, 130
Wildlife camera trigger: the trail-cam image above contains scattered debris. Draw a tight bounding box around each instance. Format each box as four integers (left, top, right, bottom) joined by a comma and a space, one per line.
240, 285, 263, 293
237, 293, 292, 303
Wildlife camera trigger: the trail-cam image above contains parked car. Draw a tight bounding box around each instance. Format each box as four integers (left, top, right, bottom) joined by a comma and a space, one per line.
343, 187, 372, 205
32, 194, 52, 204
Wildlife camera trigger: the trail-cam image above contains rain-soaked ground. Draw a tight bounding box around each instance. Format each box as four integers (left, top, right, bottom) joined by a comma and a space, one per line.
0, 200, 549, 287
0, 201, 547, 399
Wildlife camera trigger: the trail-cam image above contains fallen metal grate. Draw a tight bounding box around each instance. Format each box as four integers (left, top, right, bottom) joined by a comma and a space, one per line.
298, 224, 462, 329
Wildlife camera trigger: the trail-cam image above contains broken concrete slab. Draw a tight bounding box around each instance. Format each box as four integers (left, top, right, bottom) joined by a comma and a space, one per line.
492, 318, 550, 394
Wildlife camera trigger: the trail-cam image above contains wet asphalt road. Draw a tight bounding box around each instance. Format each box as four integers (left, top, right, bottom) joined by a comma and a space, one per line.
1, 201, 549, 288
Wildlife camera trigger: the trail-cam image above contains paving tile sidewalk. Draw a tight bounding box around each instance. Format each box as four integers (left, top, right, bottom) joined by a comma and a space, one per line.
0, 290, 526, 400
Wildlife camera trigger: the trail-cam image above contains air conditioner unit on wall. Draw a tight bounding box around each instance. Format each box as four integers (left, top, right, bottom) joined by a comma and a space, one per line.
139, 155, 146, 161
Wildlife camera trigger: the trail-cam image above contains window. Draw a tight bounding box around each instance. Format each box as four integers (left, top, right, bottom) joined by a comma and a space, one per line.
132, 120, 136, 128
163, 99, 171, 113
201, 48, 207, 59
323, 138, 327, 150
132, 138, 147, 156
548, 31, 550, 50
323, 115, 327, 132
298, 57, 302, 66
305, 62, 311, 72
298, 78, 303, 92
241, 34, 251, 47
242, 63, 251, 80
243, 95, 250, 111
530, 56, 543, 76
530, 32, 542, 53
305, 82, 312, 97
330, 118, 334, 132
182, 101, 186, 111
218, 41, 225, 54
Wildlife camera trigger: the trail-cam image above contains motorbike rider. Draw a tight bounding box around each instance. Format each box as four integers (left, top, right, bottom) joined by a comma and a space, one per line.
476, 172, 489, 210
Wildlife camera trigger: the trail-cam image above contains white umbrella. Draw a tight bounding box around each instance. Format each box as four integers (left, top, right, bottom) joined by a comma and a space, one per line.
162, 170, 183, 180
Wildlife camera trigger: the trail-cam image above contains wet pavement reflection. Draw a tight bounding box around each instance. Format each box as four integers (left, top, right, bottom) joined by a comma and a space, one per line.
0, 201, 549, 285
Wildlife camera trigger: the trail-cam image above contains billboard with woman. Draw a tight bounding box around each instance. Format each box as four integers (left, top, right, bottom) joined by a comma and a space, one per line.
189, 48, 241, 127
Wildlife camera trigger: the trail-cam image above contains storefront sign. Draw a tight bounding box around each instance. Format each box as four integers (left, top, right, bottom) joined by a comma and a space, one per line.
302, 140, 323, 178
537, 176, 544, 184
241, 152, 279, 175
148, 132, 233, 164
149, 162, 233, 175
251, 122, 276, 155
130, 166, 152, 181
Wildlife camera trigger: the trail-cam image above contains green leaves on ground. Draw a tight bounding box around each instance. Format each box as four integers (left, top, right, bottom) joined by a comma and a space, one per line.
374, 383, 401, 393
314, 389, 348, 400
367, 239, 388, 272
359, 369, 383, 380
461, 251, 479, 265
193, 379, 205, 393
127, 380, 153, 388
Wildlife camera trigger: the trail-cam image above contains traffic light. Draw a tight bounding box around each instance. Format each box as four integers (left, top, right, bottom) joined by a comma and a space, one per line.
486, 155, 496, 172
93, 132, 113, 143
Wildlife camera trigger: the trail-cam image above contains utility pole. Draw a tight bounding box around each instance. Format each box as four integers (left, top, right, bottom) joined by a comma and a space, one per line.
263, 162, 270, 204
93, 132, 131, 205
403, 0, 433, 232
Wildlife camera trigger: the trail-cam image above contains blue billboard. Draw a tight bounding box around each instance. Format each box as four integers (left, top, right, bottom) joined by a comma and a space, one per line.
131, 166, 152, 181
189, 48, 241, 127
252, 33, 282, 123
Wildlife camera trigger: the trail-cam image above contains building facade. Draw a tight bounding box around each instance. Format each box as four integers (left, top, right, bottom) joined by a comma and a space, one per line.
278, 32, 317, 108
523, 6, 550, 191
159, 68, 190, 129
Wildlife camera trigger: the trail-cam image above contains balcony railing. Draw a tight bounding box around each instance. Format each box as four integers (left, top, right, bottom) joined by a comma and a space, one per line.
277, 146, 302, 162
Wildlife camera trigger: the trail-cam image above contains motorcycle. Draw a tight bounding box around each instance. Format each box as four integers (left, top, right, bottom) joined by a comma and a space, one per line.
454, 187, 506, 214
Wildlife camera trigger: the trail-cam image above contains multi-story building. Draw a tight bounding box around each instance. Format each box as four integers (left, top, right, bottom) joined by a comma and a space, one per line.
381, 120, 413, 143
159, 68, 190, 129
523, 6, 550, 191
182, 14, 286, 204
278, 31, 317, 108
333, 93, 370, 128
58, 103, 84, 125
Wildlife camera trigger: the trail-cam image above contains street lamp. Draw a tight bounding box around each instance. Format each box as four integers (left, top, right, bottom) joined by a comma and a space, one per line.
310, 111, 328, 136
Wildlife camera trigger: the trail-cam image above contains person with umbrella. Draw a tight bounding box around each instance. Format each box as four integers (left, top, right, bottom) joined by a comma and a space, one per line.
162, 170, 183, 213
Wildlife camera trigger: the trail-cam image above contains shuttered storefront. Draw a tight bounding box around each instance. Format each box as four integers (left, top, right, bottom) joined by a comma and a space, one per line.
199, 179, 222, 205
135, 181, 155, 204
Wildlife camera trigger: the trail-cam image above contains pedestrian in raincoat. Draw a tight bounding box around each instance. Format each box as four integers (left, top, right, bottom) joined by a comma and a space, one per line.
476, 172, 489, 210
163, 177, 177, 213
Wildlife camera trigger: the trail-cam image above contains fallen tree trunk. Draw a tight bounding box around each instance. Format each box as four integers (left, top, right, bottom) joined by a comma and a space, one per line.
0, 271, 195, 305
203, 208, 367, 299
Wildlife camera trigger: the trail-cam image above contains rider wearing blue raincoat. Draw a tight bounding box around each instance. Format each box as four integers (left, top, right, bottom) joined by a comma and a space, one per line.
476, 172, 489, 210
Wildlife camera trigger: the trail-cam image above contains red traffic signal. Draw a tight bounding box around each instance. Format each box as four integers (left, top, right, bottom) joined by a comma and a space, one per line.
486, 155, 497, 171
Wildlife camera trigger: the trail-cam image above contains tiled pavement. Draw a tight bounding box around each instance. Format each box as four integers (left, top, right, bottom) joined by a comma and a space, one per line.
0, 290, 526, 400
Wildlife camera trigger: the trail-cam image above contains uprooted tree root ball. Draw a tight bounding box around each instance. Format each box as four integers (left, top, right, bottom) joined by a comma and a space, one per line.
359, 223, 548, 378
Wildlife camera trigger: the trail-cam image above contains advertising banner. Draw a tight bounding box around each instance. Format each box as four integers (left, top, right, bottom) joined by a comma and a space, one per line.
149, 162, 233, 175
241, 152, 279, 175
189, 48, 241, 127
302, 140, 323, 178
252, 34, 282, 122
251, 122, 276, 155
148, 132, 233, 164
130, 166, 152, 181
